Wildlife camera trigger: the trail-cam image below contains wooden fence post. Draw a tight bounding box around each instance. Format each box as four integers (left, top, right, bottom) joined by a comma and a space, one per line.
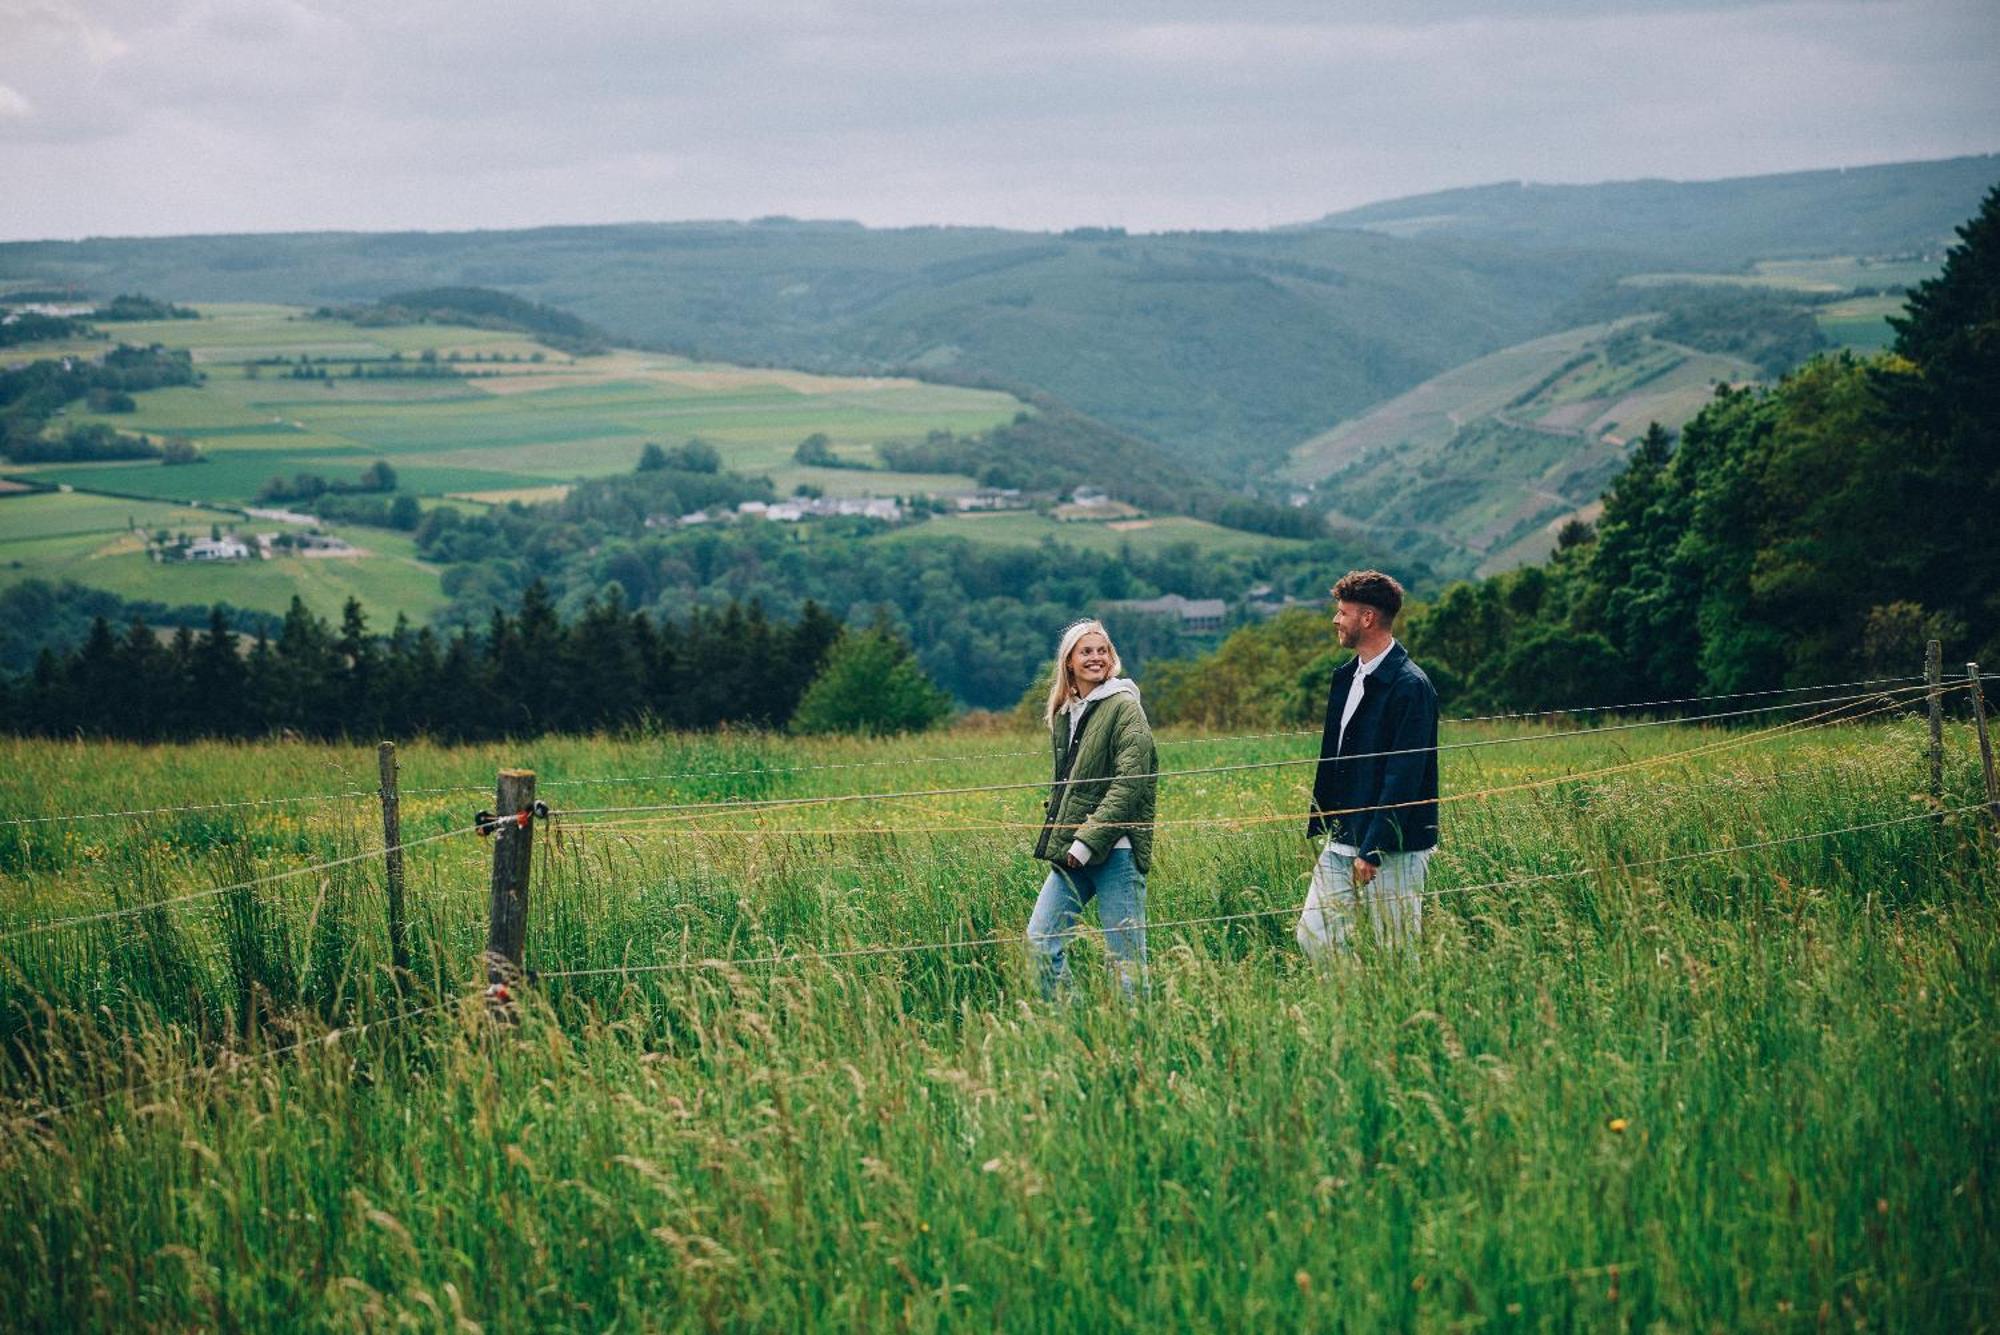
1968, 665, 2000, 840
485, 769, 537, 994
378, 741, 410, 990
1927, 640, 1944, 817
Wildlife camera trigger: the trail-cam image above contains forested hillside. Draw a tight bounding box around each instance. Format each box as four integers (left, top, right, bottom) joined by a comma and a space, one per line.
1313, 153, 1999, 266
7, 158, 1985, 480
1, 222, 1596, 474
1159, 185, 2000, 726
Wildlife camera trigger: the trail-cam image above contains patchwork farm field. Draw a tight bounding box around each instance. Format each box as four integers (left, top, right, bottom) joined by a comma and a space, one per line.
876, 509, 1309, 558
1619, 254, 1943, 294
0, 305, 1028, 616
4, 305, 1021, 506
2, 693, 1994, 1328
1816, 294, 1905, 351
0, 490, 450, 624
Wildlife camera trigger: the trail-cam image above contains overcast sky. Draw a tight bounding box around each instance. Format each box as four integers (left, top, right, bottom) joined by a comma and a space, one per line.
2, 0, 1996, 241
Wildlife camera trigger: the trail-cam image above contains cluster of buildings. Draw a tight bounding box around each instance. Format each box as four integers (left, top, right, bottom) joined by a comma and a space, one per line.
154, 530, 356, 563
1052, 486, 1144, 522
648, 495, 907, 529
953, 487, 1031, 511
1101, 587, 1317, 635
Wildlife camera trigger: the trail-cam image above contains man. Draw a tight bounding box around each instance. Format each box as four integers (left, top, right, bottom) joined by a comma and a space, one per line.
1297, 570, 1439, 959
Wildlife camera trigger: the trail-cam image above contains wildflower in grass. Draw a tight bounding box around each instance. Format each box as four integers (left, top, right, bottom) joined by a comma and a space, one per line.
1607, 1117, 1628, 1133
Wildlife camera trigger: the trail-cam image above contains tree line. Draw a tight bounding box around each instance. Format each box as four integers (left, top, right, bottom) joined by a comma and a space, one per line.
0, 343, 200, 461
0, 583, 963, 742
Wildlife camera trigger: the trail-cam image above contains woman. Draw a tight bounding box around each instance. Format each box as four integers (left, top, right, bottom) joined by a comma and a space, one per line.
1026, 618, 1156, 997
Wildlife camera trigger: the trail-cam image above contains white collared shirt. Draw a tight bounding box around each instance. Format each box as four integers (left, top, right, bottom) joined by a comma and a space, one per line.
1339, 638, 1396, 748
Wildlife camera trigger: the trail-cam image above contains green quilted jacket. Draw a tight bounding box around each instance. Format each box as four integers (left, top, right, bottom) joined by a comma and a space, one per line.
1032, 684, 1157, 873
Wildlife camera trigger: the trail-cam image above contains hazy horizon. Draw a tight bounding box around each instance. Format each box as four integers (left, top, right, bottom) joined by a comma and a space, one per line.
3, 0, 1998, 244
5, 148, 1998, 248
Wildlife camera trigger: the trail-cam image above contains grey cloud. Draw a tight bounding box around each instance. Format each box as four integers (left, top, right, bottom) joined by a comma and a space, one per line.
0, 0, 1993, 239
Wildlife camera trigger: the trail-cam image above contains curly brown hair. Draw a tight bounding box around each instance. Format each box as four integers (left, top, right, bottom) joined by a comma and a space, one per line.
1331, 569, 1405, 624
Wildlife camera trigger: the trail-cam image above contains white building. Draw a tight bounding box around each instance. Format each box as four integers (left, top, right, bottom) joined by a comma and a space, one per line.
186, 538, 251, 562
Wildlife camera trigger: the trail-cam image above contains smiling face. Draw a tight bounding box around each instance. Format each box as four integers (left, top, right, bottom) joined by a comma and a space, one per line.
1068, 631, 1114, 690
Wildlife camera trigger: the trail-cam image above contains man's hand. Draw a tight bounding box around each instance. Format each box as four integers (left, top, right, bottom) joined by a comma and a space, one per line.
1062, 852, 1083, 870
1351, 856, 1377, 887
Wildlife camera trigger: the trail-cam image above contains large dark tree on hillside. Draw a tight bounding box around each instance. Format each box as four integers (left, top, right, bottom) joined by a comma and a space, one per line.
1876, 182, 2000, 661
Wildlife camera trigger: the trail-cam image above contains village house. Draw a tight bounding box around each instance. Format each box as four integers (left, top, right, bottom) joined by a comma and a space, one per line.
1102, 593, 1228, 634
955, 487, 1027, 512
184, 537, 251, 561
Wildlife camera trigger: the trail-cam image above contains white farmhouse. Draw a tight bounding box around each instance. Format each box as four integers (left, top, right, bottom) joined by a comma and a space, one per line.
186, 538, 251, 562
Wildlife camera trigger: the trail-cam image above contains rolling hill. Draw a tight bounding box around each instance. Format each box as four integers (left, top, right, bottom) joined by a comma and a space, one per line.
1286, 318, 1764, 577
0, 223, 1601, 476
1308, 153, 1999, 267
4, 153, 1988, 556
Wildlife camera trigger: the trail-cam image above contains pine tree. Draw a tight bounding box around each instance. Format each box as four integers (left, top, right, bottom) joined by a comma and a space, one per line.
193, 607, 246, 736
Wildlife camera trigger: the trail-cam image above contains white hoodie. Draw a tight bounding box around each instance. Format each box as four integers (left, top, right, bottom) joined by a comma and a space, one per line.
1064, 677, 1141, 865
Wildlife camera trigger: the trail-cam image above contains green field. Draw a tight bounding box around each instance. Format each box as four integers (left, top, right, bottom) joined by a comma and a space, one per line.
5, 306, 1021, 511
0, 704, 1993, 1328
1817, 294, 1905, 351
0, 491, 228, 543
879, 510, 1308, 557
0, 490, 449, 623
1620, 254, 1943, 294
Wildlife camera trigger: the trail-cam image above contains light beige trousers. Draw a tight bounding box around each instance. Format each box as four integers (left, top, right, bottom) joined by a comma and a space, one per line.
1296, 842, 1433, 959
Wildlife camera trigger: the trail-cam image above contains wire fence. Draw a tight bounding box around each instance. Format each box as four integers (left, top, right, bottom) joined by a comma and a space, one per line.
536, 803, 1991, 982
4, 669, 1973, 828
0, 826, 473, 944
16, 795, 1979, 1124
550, 681, 1943, 824
0, 681, 1956, 941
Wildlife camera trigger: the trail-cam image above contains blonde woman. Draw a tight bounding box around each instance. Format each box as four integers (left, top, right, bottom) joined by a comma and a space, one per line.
1026, 618, 1156, 997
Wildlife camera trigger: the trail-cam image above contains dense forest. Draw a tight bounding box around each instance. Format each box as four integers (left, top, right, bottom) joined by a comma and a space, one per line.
0, 585, 919, 742
1153, 186, 2000, 726
412, 492, 1389, 709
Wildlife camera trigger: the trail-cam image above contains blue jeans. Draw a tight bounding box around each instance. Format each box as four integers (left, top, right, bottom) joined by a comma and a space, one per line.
1025, 848, 1148, 998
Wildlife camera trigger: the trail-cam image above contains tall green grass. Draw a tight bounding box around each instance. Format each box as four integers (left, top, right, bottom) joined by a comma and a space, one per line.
1, 717, 1995, 1329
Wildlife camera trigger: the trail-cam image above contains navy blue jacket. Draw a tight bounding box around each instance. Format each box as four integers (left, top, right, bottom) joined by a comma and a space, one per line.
1306, 642, 1440, 861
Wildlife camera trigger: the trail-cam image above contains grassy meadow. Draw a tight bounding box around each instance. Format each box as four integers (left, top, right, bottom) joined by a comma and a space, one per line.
1, 690, 1995, 1329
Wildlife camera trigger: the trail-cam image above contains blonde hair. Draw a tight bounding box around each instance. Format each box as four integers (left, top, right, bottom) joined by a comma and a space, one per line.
1043, 619, 1124, 724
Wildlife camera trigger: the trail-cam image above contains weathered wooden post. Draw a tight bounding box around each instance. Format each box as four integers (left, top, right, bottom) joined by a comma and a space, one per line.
485, 769, 537, 994
378, 741, 411, 990
1926, 641, 1944, 810
1968, 665, 1999, 841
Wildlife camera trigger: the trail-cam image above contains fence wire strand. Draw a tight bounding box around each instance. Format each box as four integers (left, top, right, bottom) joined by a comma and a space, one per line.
537, 802, 1991, 981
